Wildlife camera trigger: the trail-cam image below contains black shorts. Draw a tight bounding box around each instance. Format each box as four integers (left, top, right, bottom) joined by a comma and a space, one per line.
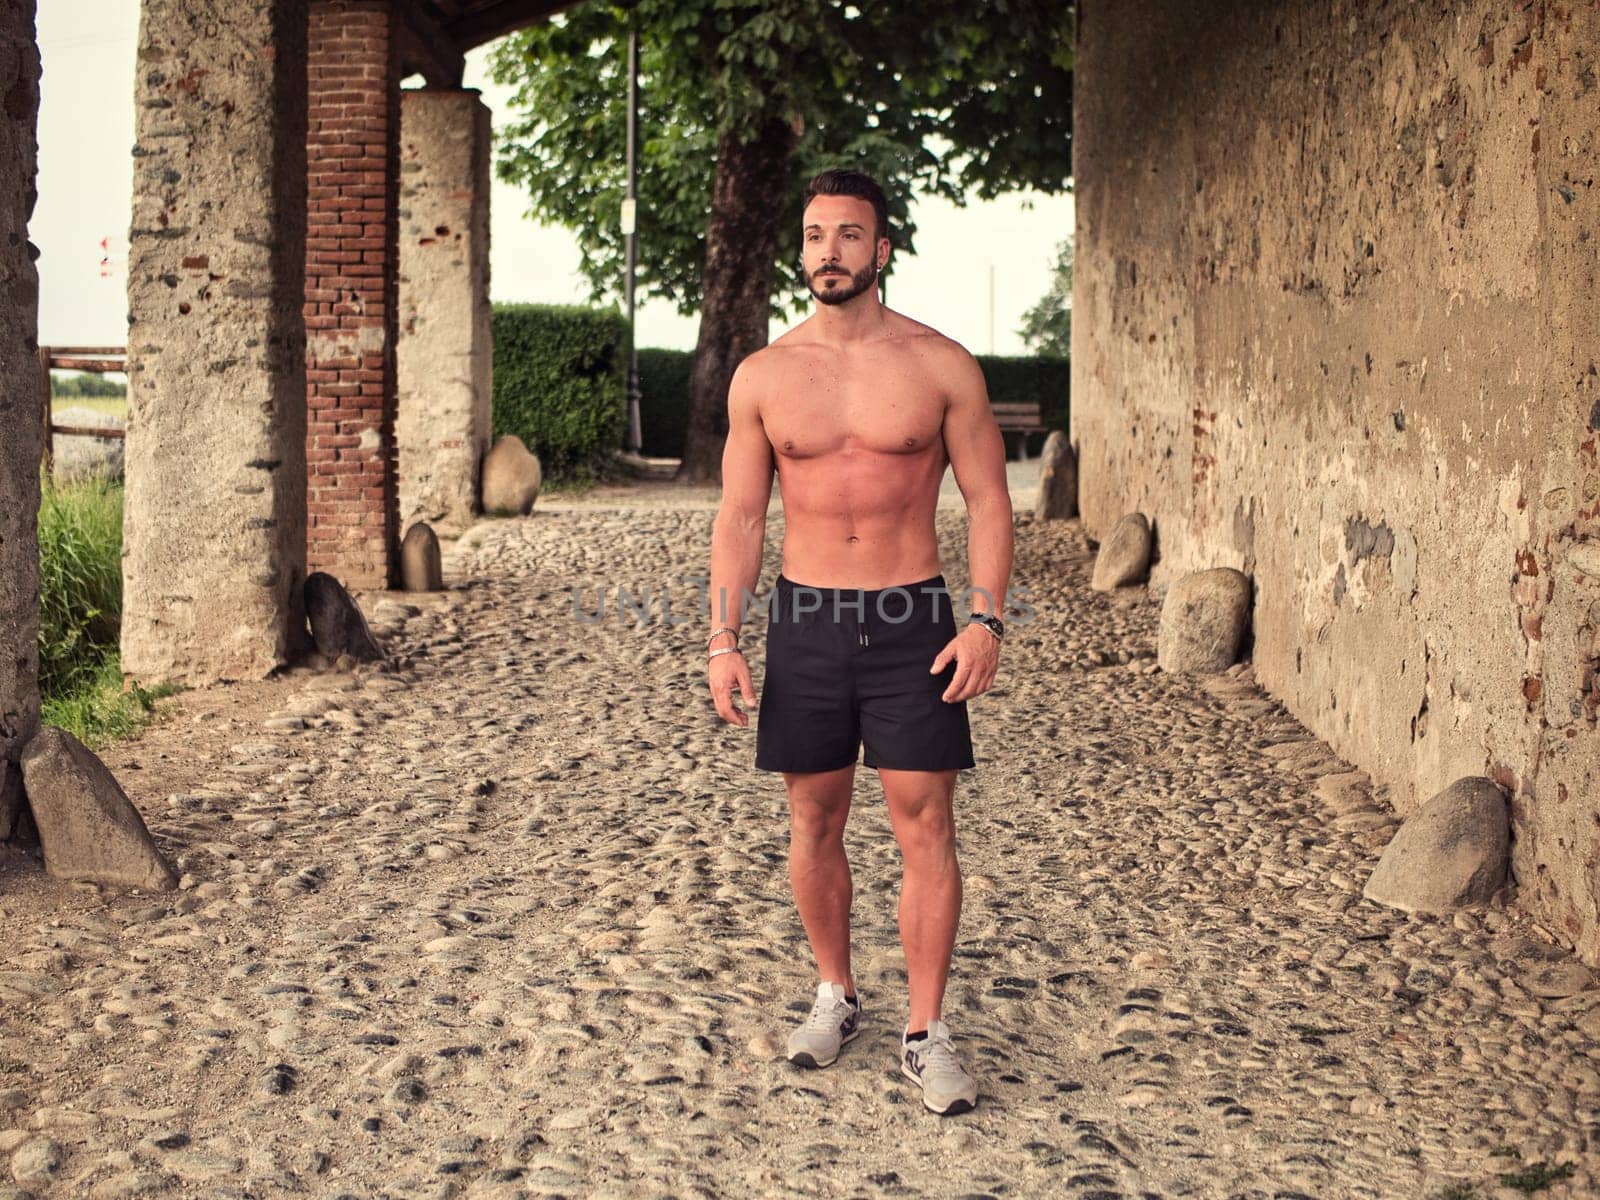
754, 573, 976, 774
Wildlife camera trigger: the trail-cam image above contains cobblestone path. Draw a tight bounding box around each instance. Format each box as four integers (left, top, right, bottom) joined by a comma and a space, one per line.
1, 495, 1597, 1200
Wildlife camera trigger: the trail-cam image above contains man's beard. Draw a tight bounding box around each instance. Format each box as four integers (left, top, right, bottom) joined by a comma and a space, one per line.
803, 260, 879, 306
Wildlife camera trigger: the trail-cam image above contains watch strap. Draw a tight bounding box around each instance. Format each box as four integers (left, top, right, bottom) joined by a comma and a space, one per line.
968, 612, 1004, 640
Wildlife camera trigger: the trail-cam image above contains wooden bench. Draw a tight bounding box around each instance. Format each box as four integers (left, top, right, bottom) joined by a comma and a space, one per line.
991, 401, 1048, 460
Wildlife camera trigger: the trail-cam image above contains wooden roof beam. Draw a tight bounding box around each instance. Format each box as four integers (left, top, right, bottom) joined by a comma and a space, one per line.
394, 0, 466, 87
446, 0, 578, 51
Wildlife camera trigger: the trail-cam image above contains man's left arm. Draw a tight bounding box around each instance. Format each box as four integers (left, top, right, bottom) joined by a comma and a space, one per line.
930, 345, 1014, 703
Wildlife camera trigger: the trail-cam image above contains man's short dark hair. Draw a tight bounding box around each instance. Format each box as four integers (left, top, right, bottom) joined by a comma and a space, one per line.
803, 169, 890, 243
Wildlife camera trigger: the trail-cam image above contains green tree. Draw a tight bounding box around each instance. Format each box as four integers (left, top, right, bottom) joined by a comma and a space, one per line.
490, 1, 1074, 482
1019, 236, 1072, 357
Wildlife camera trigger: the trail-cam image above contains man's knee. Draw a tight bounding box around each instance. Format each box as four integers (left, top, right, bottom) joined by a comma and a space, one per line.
897, 811, 956, 860
787, 780, 851, 844
887, 784, 957, 857
789, 801, 848, 847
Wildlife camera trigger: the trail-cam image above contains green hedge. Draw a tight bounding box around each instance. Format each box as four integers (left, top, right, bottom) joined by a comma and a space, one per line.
50, 372, 125, 400
626, 349, 1069, 459
637, 348, 694, 459
980, 355, 1069, 432
491, 303, 629, 482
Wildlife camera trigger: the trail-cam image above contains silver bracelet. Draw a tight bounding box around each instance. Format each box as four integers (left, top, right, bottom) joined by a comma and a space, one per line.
707, 626, 740, 649
707, 646, 745, 661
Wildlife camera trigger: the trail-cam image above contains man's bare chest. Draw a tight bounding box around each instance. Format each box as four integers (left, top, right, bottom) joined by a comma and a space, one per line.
761, 370, 947, 461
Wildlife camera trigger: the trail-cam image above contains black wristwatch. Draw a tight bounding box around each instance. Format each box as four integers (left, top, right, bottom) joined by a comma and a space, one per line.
968, 612, 1004, 640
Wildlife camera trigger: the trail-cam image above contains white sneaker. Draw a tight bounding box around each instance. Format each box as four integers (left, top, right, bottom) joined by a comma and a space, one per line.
901, 1019, 978, 1115
785, 981, 861, 1068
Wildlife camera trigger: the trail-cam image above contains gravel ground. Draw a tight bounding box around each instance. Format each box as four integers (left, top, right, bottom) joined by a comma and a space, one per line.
0, 474, 1596, 1200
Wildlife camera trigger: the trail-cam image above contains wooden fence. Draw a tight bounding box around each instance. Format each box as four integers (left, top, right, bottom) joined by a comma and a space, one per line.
37, 345, 127, 475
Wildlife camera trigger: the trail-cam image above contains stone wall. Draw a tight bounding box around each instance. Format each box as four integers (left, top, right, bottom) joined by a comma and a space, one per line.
1074, 0, 1600, 959
305, 0, 401, 589
0, 0, 41, 830
122, 0, 310, 685
396, 88, 492, 536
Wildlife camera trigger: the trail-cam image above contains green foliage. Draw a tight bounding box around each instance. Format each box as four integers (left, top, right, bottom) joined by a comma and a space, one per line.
636, 348, 694, 458
489, 1, 1074, 320
36, 475, 174, 748
50, 371, 125, 400
37, 476, 123, 699
41, 656, 177, 750
1020, 237, 1073, 357
491, 303, 630, 482
628, 348, 1066, 458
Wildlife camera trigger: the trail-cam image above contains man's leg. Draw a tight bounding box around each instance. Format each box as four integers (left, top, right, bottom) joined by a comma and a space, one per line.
785, 764, 857, 993
879, 768, 961, 1031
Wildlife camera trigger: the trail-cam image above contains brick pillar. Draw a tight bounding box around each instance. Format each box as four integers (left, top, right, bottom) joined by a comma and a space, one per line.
305, 0, 401, 589
397, 89, 493, 535
0, 0, 42, 834
123, 0, 310, 685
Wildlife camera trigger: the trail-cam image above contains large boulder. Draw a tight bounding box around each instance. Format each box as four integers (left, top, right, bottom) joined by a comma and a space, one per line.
50, 406, 125, 482
1362, 777, 1509, 914
1034, 431, 1078, 522
304, 572, 385, 662
1158, 568, 1252, 673
400, 522, 444, 593
1090, 513, 1152, 591
18, 728, 177, 891
481, 435, 542, 515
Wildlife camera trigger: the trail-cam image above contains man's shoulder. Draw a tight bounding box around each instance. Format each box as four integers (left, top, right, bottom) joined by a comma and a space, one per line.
738, 329, 819, 381
764, 320, 832, 361
894, 326, 983, 403
884, 312, 976, 367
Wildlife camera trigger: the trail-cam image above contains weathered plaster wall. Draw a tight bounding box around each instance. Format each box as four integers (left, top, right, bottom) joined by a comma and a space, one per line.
0, 0, 42, 826
123, 0, 309, 683
396, 88, 492, 535
1074, 0, 1600, 959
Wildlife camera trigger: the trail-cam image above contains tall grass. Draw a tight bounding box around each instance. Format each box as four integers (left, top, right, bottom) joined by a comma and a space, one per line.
40, 656, 173, 747
37, 476, 124, 698
36, 475, 175, 746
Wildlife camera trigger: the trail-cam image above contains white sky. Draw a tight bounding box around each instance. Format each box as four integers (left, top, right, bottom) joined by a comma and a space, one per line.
34, 4, 1072, 356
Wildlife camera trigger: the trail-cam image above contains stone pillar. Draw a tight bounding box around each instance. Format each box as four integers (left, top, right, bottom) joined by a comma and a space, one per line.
396, 88, 492, 535
305, 0, 401, 589
123, 0, 309, 685
0, 0, 42, 829
1516, 0, 1600, 960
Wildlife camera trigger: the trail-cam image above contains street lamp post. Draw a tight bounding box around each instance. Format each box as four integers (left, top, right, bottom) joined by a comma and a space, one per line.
623, 25, 643, 455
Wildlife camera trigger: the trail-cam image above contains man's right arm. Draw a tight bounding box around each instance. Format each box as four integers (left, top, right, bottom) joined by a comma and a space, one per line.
707, 359, 774, 726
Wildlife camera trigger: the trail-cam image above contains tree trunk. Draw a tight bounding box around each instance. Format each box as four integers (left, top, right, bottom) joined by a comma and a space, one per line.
677, 117, 796, 484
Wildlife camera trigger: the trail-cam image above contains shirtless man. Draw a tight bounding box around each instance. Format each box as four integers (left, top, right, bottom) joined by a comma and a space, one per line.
706, 169, 1013, 1116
